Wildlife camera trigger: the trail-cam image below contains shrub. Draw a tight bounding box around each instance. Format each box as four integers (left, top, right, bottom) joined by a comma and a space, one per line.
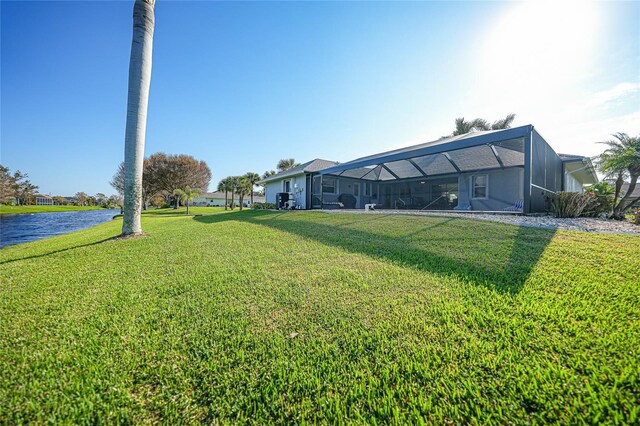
252, 202, 277, 210
548, 192, 598, 218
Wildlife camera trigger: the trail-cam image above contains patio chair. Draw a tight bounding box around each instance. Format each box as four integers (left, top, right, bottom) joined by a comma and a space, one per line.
503, 199, 524, 211
453, 203, 471, 211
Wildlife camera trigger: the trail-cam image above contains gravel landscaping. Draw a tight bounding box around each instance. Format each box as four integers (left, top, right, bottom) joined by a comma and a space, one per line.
325, 209, 640, 234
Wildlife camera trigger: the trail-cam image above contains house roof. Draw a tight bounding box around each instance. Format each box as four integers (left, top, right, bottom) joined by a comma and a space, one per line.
318, 126, 533, 180
258, 158, 339, 183
560, 154, 598, 185
621, 182, 640, 198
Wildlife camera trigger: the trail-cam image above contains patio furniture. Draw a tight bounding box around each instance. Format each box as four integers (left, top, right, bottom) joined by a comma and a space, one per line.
503, 199, 524, 211
453, 203, 471, 210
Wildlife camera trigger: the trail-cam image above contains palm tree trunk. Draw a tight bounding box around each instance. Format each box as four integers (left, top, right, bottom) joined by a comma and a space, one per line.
615, 174, 639, 217
186, 199, 189, 215
224, 191, 228, 210
231, 191, 235, 209
122, 0, 155, 236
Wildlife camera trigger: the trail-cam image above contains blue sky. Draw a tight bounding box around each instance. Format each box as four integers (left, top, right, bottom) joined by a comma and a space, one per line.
2, 0, 638, 196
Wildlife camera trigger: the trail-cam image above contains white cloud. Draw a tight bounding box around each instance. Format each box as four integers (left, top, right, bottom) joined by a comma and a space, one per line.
586, 82, 640, 109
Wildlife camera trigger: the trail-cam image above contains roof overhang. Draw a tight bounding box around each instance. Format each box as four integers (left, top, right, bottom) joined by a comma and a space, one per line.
258, 171, 306, 185
563, 158, 598, 186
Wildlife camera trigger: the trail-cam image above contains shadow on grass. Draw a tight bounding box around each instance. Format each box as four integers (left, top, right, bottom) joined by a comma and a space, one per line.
0, 236, 120, 265
194, 210, 556, 294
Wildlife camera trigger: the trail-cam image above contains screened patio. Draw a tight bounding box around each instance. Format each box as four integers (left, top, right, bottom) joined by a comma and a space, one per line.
312, 125, 564, 213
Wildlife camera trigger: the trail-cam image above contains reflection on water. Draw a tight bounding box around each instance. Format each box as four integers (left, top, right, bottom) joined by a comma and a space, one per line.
0, 210, 120, 248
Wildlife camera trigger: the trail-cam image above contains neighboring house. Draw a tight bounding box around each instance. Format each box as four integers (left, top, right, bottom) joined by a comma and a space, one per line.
620, 182, 640, 200
259, 159, 339, 210
192, 191, 265, 207
35, 194, 54, 206
260, 125, 598, 213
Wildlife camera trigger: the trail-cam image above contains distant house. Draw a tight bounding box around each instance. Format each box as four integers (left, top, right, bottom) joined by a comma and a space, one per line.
259, 125, 598, 213
620, 182, 640, 199
192, 191, 265, 207
35, 194, 54, 206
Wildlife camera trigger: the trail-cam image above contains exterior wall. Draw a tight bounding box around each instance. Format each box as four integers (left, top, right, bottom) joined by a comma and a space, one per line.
458, 167, 524, 211
264, 173, 308, 209
564, 173, 583, 192
193, 195, 265, 207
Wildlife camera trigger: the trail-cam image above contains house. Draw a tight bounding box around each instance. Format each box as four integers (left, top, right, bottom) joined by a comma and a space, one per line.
260, 125, 598, 213
260, 159, 339, 210
35, 194, 54, 206
620, 182, 640, 200
192, 191, 265, 207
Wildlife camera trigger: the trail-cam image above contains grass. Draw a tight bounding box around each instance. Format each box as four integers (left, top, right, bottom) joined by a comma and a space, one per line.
0, 205, 107, 214
1, 209, 638, 424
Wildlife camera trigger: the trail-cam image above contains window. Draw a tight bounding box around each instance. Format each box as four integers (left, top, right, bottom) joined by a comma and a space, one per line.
283, 179, 291, 193
322, 177, 336, 194
353, 183, 360, 196
471, 175, 488, 199
364, 183, 371, 196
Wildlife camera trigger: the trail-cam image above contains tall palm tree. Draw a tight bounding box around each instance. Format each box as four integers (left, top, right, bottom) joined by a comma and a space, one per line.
235, 177, 252, 211
451, 114, 516, 136
217, 177, 233, 210
228, 176, 240, 210
244, 172, 260, 205
277, 158, 299, 172
262, 170, 276, 179
490, 113, 516, 130
597, 132, 640, 218
173, 186, 201, 215
452, 118, 487, 136
122, 0, 156, 236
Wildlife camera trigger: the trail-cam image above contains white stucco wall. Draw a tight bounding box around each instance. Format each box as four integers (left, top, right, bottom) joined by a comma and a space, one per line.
564, 173, 583, 192
264, 173, 308, 209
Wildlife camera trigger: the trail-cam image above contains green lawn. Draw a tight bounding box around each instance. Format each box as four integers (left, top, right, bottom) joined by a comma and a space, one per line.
0, 205, 107, 214
1, 210, 638, 424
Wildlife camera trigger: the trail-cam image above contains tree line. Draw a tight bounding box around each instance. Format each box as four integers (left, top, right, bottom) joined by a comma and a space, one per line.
1, 164, 121, 207
110, 152, 212, 209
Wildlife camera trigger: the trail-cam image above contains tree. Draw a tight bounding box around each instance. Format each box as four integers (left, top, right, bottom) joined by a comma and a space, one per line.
75, 192, 88, 206
262, 170, 276, 179
95, 193, 107, 207
596, 133, 640, 218
244, 172, 260, 205
277, 158, 299, 172
228, 176, 240, 210
234, 177, 252, 211
0, 165, 16, 205
122, 0, 156, 236
490, 113, 516, 130
53, 196, 66, 206
111, 153, 211, 210
451, 114, 516, 136
173, 186, 201, 214
452, 118, 485, 136
217, 177, 234, 210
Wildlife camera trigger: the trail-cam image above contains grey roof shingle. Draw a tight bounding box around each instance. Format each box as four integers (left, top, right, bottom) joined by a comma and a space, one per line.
258, 159, 338, 183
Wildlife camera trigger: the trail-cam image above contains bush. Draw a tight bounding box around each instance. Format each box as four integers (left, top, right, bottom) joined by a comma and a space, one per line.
548, 192, 598, 218
252, 202, 277, 210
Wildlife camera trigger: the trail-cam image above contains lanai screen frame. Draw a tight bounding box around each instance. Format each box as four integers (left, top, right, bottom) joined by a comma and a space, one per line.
317, 125, 560, 213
